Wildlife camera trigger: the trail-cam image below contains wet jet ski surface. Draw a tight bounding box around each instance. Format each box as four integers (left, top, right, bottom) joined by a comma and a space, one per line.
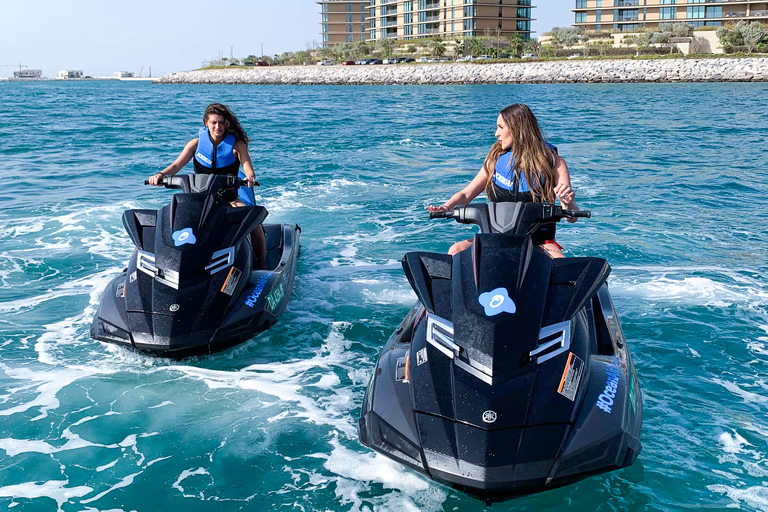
358, 202, 642, 500
91, 174, 300, 358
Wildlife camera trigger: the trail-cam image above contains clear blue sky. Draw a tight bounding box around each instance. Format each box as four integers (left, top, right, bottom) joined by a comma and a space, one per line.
0, 0, 573, 78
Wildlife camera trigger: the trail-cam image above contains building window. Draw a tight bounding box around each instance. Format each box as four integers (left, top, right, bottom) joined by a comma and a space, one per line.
576, 0, 586, 8
404, 24, 413, 35
518, 7, 530, 18
404, 0, 413, 10
463, 5, 475, 17
687, 5, 704, 18
346, 3, 353, 11
705, 6, 721, 18
659, 7, 676, 19
596, 0, 601, 6
660, 0, 675, 4
575, 12, 586, 22
595, 9, 601, 21
404, 12, 413, 22
517, 19, 530, 31
595, 23, 602, 30
617, 9, 638, 21
617, 0, 638, 5
322, 3, 328, 11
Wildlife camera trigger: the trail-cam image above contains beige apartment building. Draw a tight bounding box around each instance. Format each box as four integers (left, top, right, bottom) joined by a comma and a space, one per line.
318, 0, 369, 46
367, 0, 533, 41
319, 0, 534, 47
573, 0, 768, 32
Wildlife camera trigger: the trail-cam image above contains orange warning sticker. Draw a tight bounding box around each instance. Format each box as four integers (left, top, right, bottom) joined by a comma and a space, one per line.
558, 352, 584, 402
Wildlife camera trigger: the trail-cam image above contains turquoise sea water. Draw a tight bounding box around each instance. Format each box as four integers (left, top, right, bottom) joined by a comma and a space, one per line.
1, 80, 767, 511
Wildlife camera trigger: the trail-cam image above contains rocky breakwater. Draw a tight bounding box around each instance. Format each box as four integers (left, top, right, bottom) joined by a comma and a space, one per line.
157, 58, 768, 85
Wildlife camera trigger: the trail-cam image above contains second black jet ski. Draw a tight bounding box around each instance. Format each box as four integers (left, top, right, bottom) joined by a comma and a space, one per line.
91, 174, 300, 357
358, 202, 642, 499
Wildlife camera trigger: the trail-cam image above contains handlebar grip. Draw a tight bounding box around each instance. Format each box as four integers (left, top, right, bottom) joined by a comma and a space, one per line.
565, 209, 591, 218
144, 180, 150, 185
429, 211, 448, 219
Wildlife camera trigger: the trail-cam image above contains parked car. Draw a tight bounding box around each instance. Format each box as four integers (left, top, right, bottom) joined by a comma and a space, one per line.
401, 57, 415, 63
316, 60, 335, 66
498, 53, 510, 59
253, 61, 271, 67
567, 53, 582, 59
457, 55, 473, 62
382, 58, 397, 64
370, 59, 383, 65
475, 55, 492, 60
521, 53, 536, 59
358, 58, 377, 65
341, 61, 356, 65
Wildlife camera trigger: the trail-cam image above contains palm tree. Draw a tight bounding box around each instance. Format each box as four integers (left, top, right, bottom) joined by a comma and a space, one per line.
430, 36, 446, 58
508, 33, 524, 57
468, 37, 485, 56
453, 38, 465, 59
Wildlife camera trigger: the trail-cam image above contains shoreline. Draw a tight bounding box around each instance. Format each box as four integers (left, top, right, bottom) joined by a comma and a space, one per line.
156, 57, 768, 85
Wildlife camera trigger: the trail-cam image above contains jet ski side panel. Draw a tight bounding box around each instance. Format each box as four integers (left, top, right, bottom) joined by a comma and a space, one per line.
359, 306, 425, 471
90, 273, 132, 346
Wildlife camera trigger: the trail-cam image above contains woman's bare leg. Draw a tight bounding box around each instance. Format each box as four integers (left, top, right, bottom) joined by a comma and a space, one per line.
231, 199, 268, 270
448, 239, 473, 256
541, 242, 566, 259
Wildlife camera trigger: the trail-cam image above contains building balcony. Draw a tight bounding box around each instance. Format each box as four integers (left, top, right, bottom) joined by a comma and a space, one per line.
383, 18, 398, 26
424, 14, 440, 21
617, 0, 639, 6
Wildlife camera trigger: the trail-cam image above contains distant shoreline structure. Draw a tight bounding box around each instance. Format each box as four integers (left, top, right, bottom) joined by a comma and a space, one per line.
156, 57, 768, 85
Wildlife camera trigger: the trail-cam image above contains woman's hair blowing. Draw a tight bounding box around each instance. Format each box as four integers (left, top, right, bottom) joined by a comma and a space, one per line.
482, 104, 556, 203
203, 103, 249, 145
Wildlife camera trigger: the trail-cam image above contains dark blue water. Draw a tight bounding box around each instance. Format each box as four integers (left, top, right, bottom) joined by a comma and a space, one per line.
1, 81, 767, 511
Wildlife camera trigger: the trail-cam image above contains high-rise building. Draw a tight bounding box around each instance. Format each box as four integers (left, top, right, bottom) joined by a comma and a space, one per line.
572, 0, 768, 32
318, 0, 369, 47
319, 0, 534, 47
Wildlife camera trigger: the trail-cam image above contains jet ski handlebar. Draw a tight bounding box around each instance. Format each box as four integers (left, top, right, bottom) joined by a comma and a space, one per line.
144, 175, 260, 189
430, 202, 591, 234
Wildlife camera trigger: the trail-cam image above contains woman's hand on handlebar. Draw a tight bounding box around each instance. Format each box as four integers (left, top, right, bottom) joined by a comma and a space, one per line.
148, 173, 165, 186
425, 204, 451, 213
242, 174, 256, 188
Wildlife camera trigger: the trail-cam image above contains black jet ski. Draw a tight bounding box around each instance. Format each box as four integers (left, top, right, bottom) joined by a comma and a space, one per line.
91, 174, 300, 357
358, 202, 642, 499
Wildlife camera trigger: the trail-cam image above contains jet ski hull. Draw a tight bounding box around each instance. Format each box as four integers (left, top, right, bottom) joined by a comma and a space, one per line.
91, 223, 300, 357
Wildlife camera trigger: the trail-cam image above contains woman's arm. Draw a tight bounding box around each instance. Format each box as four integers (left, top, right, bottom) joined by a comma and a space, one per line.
234, 140, 256, 187
552, 155, 579, 223
148, 139, 198, 185
426, 168, 488, 212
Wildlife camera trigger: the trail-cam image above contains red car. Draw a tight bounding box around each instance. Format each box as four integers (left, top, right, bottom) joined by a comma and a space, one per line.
253, 61, 271, 67
341, 61, 356, 65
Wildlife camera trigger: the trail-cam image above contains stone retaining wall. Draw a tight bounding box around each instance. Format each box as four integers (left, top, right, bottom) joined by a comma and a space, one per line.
156, 58, 768, 85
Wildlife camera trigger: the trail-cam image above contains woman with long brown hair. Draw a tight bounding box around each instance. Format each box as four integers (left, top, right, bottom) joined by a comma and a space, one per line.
148, 103, 266, 269
426, 103, 579, 258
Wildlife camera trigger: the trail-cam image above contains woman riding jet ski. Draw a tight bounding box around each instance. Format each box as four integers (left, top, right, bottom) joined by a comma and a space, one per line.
358, 202, 642, 499
90, 174, 300, 357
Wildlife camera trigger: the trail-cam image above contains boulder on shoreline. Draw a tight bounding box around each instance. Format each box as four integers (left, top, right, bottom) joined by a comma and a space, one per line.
155, 58, 768, 85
